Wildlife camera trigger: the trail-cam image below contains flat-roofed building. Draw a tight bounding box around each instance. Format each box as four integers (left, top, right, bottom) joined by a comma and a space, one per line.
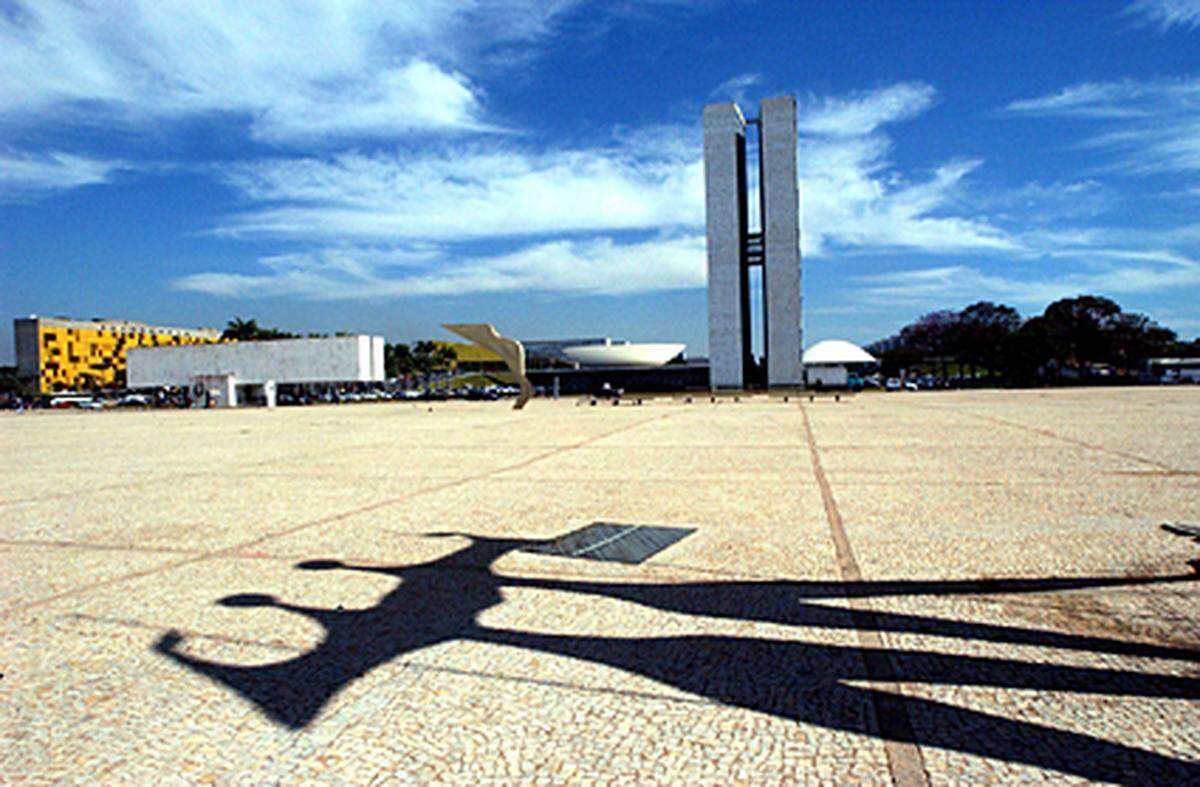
127, 335, 385, 407
14, 315, 222, 393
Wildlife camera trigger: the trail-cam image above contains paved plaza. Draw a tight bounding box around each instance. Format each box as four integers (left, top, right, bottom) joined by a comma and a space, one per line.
2, 388, 1198, 783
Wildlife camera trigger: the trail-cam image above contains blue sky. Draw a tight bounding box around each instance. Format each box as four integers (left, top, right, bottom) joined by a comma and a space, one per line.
2, 0, 1199, 363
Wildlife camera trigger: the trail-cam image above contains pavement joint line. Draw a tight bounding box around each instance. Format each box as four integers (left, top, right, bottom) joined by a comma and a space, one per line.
799, 403, 930, 787
894, 400, 1181, 472
0, 440, 399, 508
64, 612, 305, 653
0, 537, 764, 583
0, 411, 677, 620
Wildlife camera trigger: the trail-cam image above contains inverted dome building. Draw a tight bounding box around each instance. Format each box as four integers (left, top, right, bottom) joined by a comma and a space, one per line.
561, 341, 686, 368
802, 340, 876, 388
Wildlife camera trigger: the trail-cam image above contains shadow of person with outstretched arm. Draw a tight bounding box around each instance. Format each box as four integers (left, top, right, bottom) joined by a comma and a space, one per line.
155, 534, 532, 728
155, 531, 1200, 780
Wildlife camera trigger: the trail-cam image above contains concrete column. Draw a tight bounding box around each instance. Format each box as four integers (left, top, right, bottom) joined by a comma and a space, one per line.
760, 96, 802, 387
704, 103, 747, 389
220, 375, 237, 408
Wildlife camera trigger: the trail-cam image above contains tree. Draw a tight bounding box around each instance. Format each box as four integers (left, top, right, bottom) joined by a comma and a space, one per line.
1039, 296, 1122, 371
1037, 296, 1176, 375
1105, 312, 1175, 371
221, 317, 296, 341
998, 317, 1052, 386
957, 302, 1022, 380
384, 341, 458, 379
385, 343, 413, 378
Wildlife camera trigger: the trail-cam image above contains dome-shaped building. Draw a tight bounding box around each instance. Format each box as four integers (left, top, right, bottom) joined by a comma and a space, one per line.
802, 340, 876, 388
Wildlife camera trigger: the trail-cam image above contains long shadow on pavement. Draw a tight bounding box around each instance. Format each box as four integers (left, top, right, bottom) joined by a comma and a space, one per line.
155, 533, 1200, 782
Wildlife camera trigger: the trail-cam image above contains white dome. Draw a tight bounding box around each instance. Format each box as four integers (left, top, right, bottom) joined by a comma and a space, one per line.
803, 339, 875, 365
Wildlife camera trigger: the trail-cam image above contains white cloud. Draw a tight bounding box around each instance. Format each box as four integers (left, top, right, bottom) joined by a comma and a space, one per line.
0, 1, 585, 142
0, 150, 123, 199
1005, 77, 1200, 173
174, 235, 707, 299
710, 73, 761, 103
181, 81, 1019, 299
1125, 0, 1200, 30
214, 144, 705, 241
797, 82, 936, 137
213, 82, 1010, 254
852, 251, 1200, 308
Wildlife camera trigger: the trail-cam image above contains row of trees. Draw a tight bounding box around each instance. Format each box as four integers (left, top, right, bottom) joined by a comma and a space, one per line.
866, 296, 1196, 385
385, 341, 457, 378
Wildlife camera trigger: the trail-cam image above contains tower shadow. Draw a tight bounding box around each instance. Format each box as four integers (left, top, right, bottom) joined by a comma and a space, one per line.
155, 533, 1200, 781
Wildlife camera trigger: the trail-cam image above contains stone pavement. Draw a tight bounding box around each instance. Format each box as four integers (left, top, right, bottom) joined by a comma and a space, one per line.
1, 388, 1197, 783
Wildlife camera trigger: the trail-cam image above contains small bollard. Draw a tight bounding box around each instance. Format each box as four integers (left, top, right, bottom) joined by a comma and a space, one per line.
835, 393, 840, 402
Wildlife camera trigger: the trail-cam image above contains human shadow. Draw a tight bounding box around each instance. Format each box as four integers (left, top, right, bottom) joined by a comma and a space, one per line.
155, 533, 1200, 781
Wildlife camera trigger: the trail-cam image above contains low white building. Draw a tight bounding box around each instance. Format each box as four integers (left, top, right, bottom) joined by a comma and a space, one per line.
128, 335, 385, 407
802, 339, 876, 388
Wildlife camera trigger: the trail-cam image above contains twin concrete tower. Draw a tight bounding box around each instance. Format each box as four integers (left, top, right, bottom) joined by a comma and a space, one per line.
704, 96, 802, 389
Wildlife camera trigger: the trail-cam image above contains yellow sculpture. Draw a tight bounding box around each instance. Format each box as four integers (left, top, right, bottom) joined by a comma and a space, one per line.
442, 323, 535, 410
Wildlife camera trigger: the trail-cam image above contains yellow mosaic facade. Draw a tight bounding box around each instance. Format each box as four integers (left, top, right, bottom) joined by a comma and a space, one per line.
15, 317, 223, 393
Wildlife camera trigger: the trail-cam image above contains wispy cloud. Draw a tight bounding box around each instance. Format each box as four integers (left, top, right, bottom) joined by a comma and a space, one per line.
0, 1, 589, 143
174, 235, 707, 299
852, 251, 1200, 308
0, 150, 124, 200
709, 73, 761, 103
1124, 0, 1200, 31
797, 82, 936, 137
213, 143, 705, 241
1004, 77, 1200, 173
180, 81, 1018, 299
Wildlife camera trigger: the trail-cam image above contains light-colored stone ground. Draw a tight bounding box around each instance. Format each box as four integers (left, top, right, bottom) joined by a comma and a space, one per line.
1, 388, 1197, 784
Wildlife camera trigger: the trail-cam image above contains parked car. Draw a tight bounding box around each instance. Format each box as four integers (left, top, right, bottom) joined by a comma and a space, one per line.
884, 378, 902, 391
117, 393, 151, 407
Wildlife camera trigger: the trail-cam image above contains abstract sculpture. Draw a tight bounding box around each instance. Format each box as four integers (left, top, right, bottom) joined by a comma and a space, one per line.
442, 323, 535, 410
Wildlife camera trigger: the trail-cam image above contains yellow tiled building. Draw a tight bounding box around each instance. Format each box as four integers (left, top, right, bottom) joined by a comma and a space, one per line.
14, 316, 223, 393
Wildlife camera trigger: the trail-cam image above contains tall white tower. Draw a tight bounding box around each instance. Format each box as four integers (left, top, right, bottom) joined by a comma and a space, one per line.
703, 96, 802, 389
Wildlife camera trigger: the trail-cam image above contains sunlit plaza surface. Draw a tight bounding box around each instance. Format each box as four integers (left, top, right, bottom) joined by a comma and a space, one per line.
2, 388, 1198, 782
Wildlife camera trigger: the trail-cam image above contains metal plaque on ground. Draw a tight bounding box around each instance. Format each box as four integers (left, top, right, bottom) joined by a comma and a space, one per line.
525, 522, 695, 564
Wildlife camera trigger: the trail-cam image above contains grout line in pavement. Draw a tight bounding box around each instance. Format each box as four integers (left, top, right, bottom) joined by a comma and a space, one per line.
800, 403, 930, 787
0, 411, 677, 619
890, 400, 1181, 472
0, 439, 401, 508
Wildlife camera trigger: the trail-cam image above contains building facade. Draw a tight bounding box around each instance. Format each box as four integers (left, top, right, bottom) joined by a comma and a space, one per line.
703, 96, 802, 389
127, 335, 385, 408
14, 316, 223, 393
